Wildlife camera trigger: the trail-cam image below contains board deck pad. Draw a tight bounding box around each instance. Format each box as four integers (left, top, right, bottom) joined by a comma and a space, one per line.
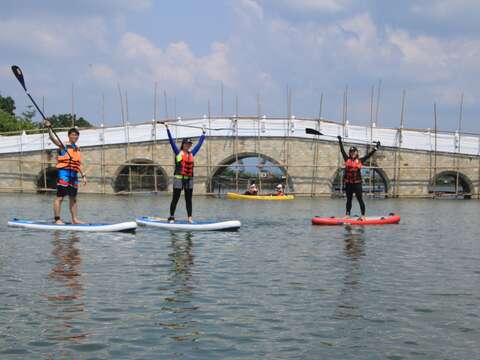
136, 216, 241, 231
311, 214, 400, 226
8, 219, 137, 233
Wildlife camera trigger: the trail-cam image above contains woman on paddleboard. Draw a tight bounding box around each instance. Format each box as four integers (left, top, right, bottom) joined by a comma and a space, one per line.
337, 136, 380, 220
164, 123, 206, 223
44, 120, 87, 224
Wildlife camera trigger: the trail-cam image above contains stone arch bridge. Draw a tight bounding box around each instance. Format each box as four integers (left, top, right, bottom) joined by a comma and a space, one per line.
0, 117, 479, 198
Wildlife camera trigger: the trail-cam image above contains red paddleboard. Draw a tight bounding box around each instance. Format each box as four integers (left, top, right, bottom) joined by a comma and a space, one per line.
312, 214, 400, 226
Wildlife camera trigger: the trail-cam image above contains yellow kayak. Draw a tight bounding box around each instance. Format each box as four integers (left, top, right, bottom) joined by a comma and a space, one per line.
226, 192, 295, 201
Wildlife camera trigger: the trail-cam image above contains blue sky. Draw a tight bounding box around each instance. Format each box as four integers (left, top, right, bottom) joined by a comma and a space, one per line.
1, 0, 479, 132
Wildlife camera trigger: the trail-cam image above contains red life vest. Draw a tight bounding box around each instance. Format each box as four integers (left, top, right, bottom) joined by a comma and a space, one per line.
344, 158, 362, 184
174, 151, 194, 178
56, 144, 81, 173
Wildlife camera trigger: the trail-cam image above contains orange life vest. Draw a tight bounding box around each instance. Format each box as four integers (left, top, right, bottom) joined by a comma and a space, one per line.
174, 151, 194, 178
344, 158, 362, 184
56, 144, 81, 173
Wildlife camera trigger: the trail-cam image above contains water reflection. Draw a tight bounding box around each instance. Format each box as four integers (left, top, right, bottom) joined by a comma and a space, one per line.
44, 233, 89, 343
334, 226, 365, 320
159, 232, 200, 341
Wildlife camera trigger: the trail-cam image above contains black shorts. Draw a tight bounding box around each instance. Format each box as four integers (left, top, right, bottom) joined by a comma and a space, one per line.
56, 185, 78, 198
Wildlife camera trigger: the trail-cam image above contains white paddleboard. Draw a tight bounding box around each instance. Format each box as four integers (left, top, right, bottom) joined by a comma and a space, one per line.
8, 219, 137, 233
136, 216, 241, 231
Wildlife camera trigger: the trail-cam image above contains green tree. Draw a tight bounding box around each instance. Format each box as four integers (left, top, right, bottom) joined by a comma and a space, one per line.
47, 114, 92, 128
0, 109, 37, 133
0, 93, 16, 116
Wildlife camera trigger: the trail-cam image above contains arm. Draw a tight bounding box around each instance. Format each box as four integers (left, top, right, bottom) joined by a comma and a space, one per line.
192, 131, 206, 156
44, 120, 62, 148
360, 144, 379, 163
337, 136, 348, 161
78, 162, 87, 185
166, 127, 180, 155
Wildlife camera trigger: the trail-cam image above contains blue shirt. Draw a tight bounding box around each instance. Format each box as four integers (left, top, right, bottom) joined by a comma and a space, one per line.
167, 128, 205, 156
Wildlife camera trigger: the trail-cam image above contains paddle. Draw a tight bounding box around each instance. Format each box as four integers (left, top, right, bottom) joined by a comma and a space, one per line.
11, 65, 66, 149
306, 128, 323, 136
157, 121, 231, 131
305, 127, 380, 146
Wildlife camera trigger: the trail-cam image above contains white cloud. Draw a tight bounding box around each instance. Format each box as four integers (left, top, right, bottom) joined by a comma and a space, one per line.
277, 0, 350, 12
387, 27, 480, 84
112, 32, 236, 98
0, 17, 108, 56
411, 0, 480, 18
87, 64, 116, 82
256, 0, 351, 13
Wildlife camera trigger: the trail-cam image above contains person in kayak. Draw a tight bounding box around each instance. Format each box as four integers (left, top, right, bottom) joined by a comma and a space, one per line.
44, 120, 87, 224
164, 123, 206, 223
244, 183, 259, 195
273, 184, 285, 196
337, 136, 380, 220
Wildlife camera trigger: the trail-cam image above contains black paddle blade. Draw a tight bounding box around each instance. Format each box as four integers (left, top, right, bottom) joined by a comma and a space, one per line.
11, 65, 27, 91
306, 128, 323, 136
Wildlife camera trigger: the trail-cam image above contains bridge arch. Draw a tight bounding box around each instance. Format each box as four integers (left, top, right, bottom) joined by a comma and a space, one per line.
331, 165, 390, 197
113, 158, 168, 193
208, 152, 294, 194
429, 170, 473, 199
36, 166, 58, 192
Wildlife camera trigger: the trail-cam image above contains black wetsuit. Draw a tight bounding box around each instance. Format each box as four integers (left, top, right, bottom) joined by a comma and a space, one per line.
339, 139, 377, 216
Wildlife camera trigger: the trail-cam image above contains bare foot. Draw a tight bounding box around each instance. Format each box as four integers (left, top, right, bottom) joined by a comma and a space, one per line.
72, 219, 86, 224
358, 216, 366, 221
343, 215, 350, 219
188, 217, 194, 224
55, 219, 65, 225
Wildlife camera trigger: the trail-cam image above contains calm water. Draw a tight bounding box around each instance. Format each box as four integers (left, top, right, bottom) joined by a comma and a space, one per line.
0, 193, 478, 359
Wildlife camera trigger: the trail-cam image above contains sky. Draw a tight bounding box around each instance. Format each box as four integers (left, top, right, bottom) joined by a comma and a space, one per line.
1, 0, 479, 132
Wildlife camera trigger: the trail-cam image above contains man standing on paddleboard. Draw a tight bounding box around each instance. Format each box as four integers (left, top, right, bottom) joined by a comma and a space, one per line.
44, 120, 87, 224
337, 136, 380, 220
164, 123, 205, 223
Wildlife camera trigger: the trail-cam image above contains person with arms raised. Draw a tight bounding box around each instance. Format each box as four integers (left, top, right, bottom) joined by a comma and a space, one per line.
164, 123, 205, 223
337, 136, 380, 220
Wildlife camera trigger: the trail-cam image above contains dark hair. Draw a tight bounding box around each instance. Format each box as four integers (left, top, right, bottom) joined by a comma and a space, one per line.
68, 128, 80, 135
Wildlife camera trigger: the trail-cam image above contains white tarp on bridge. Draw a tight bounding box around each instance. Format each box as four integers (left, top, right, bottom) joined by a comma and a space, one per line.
0, 118, 479, 156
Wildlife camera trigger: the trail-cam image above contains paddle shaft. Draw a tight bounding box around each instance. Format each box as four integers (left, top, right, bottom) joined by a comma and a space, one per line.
156, 121, 230, 131
11, 65, 66, 150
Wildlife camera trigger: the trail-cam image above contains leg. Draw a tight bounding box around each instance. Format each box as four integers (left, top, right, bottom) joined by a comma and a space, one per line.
184, 188, 193, 221
67, 185, 82, 224
54, 196, 64, 224
54, 183, 68, 224
345, 183, 354, 216
354, 183, 366, 216
170, 188, 182, 217
69, 195, 84, 224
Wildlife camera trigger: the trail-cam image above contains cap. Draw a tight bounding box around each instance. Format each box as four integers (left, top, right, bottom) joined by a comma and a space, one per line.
181, 138, 193, 145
